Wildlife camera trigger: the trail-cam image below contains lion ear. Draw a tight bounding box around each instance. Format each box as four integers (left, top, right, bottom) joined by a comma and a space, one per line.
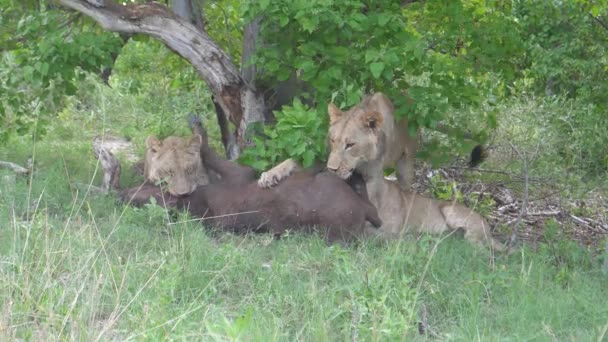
145, 136, 161, 153
361, 111, 384, 131
328, 103, 344, 125
369, 92, 394, 113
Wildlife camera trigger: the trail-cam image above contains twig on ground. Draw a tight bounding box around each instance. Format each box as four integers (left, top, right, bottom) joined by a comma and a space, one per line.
168, 211, 261, 225
73, 182, 107, 194
449, 166, 543, 182
507, 142, 528, 246
569, 214, 588, 226
93, 138, 122, 193
527, 210, 561, 216
0, 160, 30, 175
417, 303, 439, 338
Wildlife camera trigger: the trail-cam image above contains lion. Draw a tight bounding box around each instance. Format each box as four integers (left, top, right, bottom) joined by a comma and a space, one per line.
258, 93, 417, 190
143, 134, 210, 196
326, 92, 507, 251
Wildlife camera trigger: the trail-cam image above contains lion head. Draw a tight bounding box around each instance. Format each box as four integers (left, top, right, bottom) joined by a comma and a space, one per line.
143, 134, 209, 196
326, 94, 389, 180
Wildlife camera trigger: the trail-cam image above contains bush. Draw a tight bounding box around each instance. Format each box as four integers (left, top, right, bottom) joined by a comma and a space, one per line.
239, 99, 327, 171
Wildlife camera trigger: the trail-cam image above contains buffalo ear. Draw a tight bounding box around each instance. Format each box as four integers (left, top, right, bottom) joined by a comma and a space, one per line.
189, 134, 203, 149
328, 103, 344, 125
361, 111, 384, 131
145, 136, 161, 153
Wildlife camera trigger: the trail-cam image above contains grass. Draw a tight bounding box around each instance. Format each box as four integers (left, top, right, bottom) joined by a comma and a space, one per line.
1, 124, 607, 340
1, 57, 607, 340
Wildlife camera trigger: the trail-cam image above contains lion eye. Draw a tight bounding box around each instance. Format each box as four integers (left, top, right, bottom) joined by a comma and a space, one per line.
345, 142, 355, 150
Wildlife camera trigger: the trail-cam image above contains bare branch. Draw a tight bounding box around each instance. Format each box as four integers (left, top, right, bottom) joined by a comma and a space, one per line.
506, 142, 528, 247
0, 161, 30, 175
589, 13, 608, 32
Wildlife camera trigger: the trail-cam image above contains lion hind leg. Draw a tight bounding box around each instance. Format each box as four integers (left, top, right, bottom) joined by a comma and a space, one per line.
258, 158, 301, 188
440, 204, 507, 252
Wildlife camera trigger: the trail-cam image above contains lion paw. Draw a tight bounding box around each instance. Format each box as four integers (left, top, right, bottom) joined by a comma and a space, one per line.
258, 171, 280, 188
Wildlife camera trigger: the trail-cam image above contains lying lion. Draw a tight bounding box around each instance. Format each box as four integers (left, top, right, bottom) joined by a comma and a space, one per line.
117, 115, 382, 243
264, 93, 507, 251
142, 133, 211, 196
326, 93, 507, 251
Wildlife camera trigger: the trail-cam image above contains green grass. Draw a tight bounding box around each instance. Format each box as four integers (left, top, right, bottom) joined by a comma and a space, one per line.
1, 54, 607, 340
1, 127, 607, 340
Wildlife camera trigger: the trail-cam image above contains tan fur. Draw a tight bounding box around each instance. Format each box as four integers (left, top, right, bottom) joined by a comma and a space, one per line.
258, 159, 300, 188
144, 134, 209, 196
327, 93, 506, 251
258, 93, 418, 189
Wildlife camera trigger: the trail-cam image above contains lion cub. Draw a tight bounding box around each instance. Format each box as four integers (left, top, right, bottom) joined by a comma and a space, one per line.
258, 93, 417, 190
325, 93, 507, 251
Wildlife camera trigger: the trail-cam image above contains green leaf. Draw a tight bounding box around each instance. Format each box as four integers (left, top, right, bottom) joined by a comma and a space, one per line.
279, 15, 289, 27
378, 14, 391, 27
302, 149, 315, 168
365, 49, 379, 63
259, 0, 270, 11
369, 62, 385, 79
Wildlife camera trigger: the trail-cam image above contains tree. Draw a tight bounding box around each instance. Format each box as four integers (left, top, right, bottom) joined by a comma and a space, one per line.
8, 0, 605, 171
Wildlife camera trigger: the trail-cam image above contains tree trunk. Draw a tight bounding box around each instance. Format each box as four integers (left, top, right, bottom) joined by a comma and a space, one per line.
99, 33, 131, 86
168, 0, 234, 158
191, 0, 205, 31
171, 0, 193, 22
57, 0, 266, 158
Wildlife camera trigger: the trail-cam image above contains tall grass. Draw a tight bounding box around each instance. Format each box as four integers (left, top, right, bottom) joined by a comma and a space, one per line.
1, 51, 607, 340
0, 153, 606, 340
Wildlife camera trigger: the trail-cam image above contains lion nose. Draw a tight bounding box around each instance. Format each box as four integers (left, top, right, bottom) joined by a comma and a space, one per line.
327, 166, 338, 173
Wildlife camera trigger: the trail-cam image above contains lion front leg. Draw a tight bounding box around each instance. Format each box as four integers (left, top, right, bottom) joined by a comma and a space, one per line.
395, 135, 417, 191
396, 153, 415, 191
258, 158, 301, 188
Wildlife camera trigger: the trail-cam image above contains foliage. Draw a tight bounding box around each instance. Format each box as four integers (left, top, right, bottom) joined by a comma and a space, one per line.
0, 4, 123, 142
109, 39, 217, 140
428, 172, 495, 216
1, 33, 607, 339
540, 218, 595, 288
203, 0, 243, 62
514, 0, 608, 105
242, 0, 523, 162
239, 99, 327, 171
492, 95, 607, 186
429, 173, 464, 202
1, 144, 606, 340
510, 1, 608, 174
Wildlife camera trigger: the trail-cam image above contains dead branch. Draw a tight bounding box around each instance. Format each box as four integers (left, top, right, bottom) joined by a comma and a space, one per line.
569, 214, 588, 226
92, 137, 122, 193
73, 182, 107, 194
448, 166, 543, 182
589, 13, 608, 33
0, 161, 30, 175
508, 142, 529, 218
526, 210, 561, 216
